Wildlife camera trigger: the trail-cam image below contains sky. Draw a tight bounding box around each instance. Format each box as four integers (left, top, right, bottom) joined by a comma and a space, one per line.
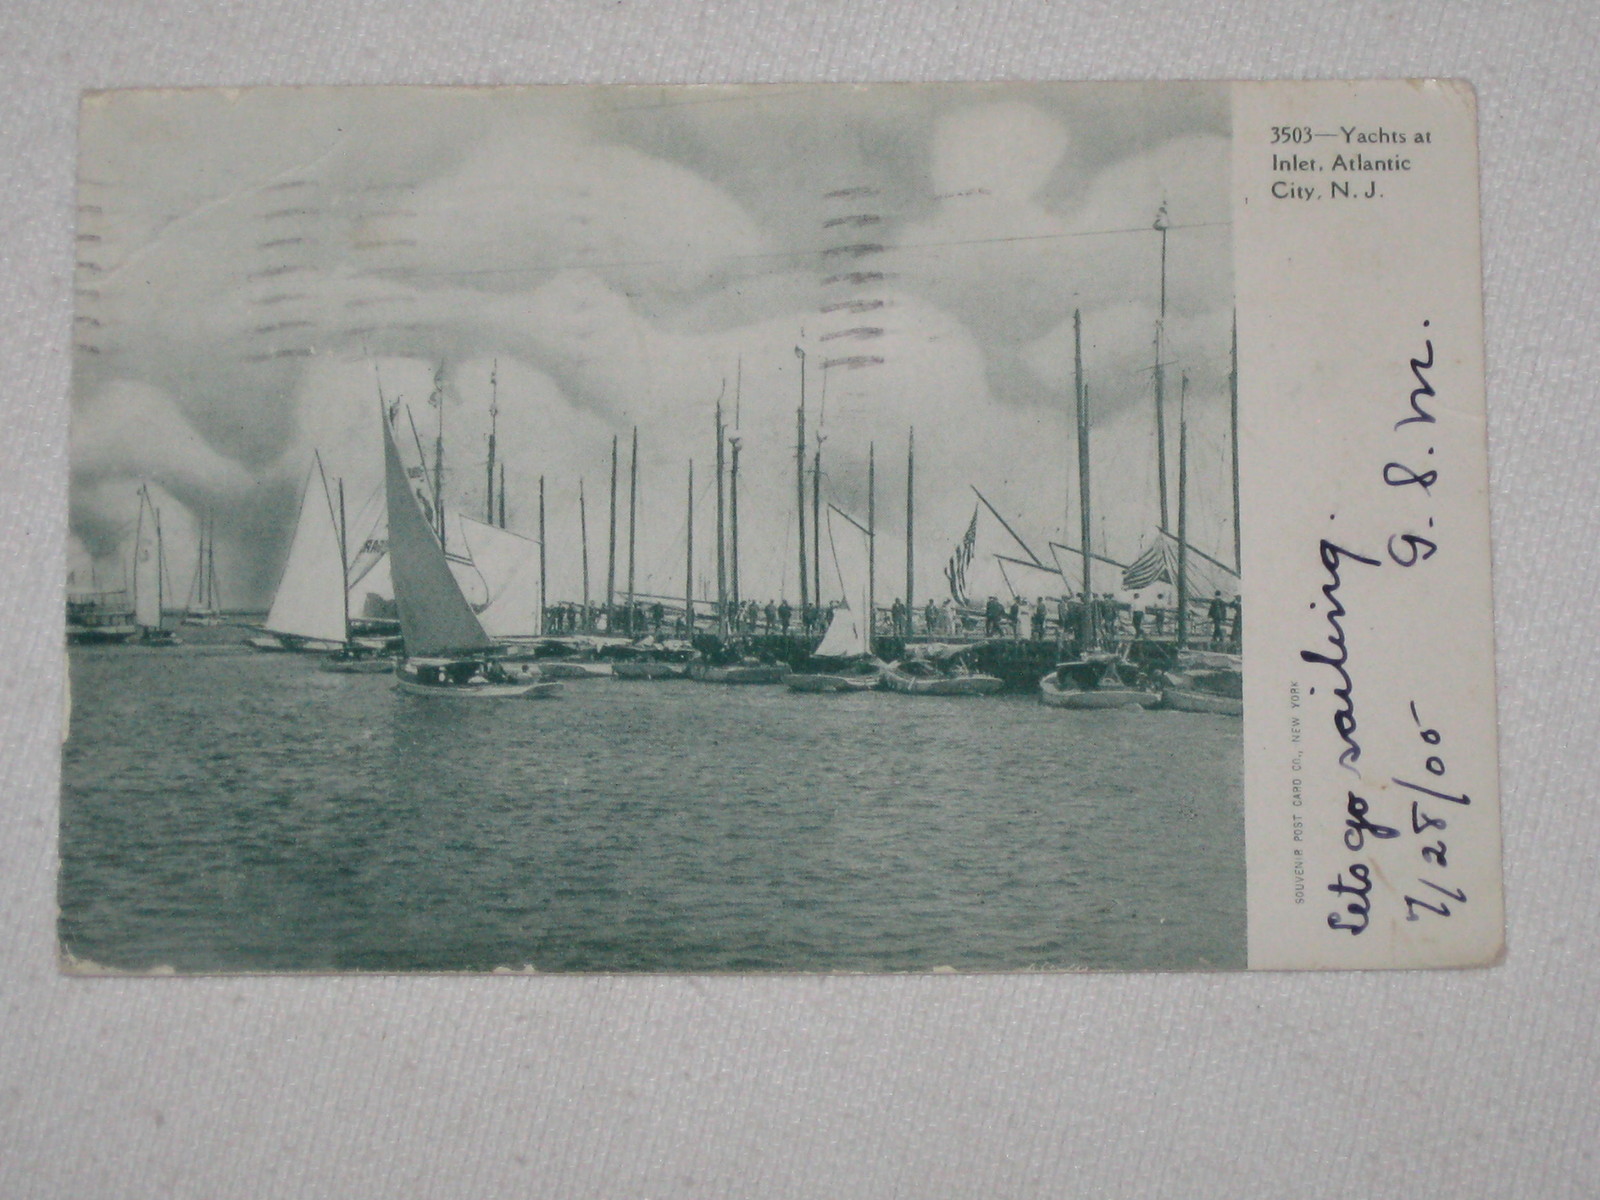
70, 82, 1235, 610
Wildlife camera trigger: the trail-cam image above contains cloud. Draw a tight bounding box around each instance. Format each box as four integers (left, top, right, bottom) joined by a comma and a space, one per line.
71, 84, 1235, 607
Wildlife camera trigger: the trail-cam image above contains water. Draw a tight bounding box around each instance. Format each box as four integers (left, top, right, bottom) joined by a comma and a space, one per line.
60, 630, 1245, 973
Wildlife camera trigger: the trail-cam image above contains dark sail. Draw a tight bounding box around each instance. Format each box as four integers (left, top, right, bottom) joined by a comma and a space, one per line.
383, 410, 494, 658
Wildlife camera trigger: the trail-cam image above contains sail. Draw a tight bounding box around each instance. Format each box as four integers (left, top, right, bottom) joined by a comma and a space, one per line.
264, 460, 348, 644
816, 505, 871, 657
132, 490, 162, 629
383, 411, 494, 657
458, 515, 542, 638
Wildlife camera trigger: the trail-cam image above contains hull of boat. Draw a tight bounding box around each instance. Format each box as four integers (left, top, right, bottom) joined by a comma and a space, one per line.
320, 656, 397, 674
610, 661, 690, 679
247, 634, 341, 654
688, 663, 787, 684
394, 676, 559, 698
1161, 687, 1243, 716
66, 625, 139, 645
881, 669, 1003, 696
784, 672, 880, 693
1039, 678, 1159, 709
534, 660, 615, 679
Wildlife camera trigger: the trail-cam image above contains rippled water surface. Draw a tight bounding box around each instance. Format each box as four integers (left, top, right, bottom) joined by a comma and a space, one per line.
61, 630, 1245, 972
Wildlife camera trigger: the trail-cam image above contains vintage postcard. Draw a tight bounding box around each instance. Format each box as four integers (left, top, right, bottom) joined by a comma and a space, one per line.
60, 80, 1500, 973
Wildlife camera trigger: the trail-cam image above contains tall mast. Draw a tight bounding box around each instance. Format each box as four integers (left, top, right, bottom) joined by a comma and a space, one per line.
905, 428, 915, 634
338, 479, 350, 641
1230, 308, 1242, 574
486, 360, 498, 523
1176, 371, 1190, 651
193, 514, 206, 612
431, 363, 446, 551
715, 401, 728, 639
154, 502, 165, 625
1075, 309, 1093, 648
730, 359, 742, 612
498, 464, 506, 529
795, 346, 809, 617
606, 434, 618, 626
1153, 203, 1170, 532
132, 486, 146, 625
538, 474, 547, 637
729, 434, 741, 613
812, 435, 823, 611
867, 441, 876, 651
579, 478, 590, 622
627, 426, 638, 635
206, 515, 219, 611
685, 460, 695, 633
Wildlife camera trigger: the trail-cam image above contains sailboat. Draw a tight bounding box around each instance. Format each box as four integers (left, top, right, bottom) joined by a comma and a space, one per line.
132, 485, 181, 646
251, 456, 352, 655
383, 407, 558, 698
182, 511, 225, 625
785, 505, 884, 692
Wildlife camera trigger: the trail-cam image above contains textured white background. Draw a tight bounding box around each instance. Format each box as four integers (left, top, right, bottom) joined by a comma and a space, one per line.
4, 3, 1597, 1197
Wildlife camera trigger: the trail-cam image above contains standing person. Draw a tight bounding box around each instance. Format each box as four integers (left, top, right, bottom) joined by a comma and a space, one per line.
924, 599, 939, 636
1209, 590, 1228, 647
891, 598, 907, 637
1056, 594, 1070, 639
651, 601, 664, 632
1149, 594, 1165, 636
1229, 595, 1243, 651
1031, 597, 1046, 639
764, 599, 777, 633
778, 598, 792, 634
983, 595, 1002, 637
942, 597, 958, 635
1130, 592, 1145, 637
1008, 596, 1021, 638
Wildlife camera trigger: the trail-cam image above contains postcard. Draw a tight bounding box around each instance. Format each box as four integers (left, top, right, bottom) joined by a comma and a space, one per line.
60, 80, 1500, 973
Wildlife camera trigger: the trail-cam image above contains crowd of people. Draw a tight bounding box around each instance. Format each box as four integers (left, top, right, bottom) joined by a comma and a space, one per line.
540, 590, 1243, 651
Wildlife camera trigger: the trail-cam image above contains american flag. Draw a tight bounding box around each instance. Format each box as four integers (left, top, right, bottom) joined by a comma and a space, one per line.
944, 505, 980, 605
1122, 540, 1175, 590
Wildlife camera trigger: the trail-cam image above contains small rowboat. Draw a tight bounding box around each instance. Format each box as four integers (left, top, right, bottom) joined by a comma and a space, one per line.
533, 660, 615, 679
1160, 686, 1243, 716
880, 659, 1003, 696
1039, 673, 1159, 709
783, 658, 885, 693
610, 660, 690, 679
1038, 657, 1160, 709
394, 658, 562, 699
687, 660, 787, 684
1158, 656, 1243, 716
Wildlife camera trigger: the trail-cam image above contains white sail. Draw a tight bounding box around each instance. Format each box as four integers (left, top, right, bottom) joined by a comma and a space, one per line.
264, 458, 347, 644
383, 411, 494, 658
458, 516, 542, 638
816, 505, 871, 657
132, 489, 162, 630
